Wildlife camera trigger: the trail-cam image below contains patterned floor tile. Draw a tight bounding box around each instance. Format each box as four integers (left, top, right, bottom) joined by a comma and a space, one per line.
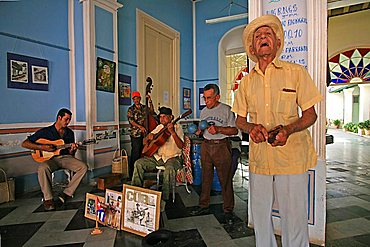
327, 206, 370, 223
0, 206, 16, 220
0, 222, 44, 247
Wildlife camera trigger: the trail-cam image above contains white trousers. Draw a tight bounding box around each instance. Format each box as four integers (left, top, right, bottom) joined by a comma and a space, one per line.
250, 172, 309, 247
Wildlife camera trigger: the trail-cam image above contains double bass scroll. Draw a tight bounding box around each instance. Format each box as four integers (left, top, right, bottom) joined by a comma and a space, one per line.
144, 77, 158, 134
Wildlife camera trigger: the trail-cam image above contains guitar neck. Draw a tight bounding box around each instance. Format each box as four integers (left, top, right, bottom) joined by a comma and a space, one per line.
55, 143, 73, 150
55, 141, 82, 150
152, 115, 185, 139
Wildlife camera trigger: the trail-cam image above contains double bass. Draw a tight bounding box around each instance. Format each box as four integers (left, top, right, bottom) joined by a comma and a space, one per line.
142, 109, 192, 157
144, 77, 158, 133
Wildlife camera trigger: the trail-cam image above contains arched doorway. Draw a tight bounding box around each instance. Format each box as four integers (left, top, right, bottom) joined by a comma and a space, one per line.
218, 25, 248, 106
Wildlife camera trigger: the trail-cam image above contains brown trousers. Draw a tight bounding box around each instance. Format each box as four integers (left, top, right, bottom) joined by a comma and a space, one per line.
199, 140, 234, 213
38, 155, 88, 200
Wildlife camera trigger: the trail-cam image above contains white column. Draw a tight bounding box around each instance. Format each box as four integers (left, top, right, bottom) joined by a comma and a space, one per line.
343, 87, 355, 124
358, 84, 370, 122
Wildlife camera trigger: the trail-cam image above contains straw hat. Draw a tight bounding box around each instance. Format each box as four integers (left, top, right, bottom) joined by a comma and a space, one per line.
242, 14, 284, 63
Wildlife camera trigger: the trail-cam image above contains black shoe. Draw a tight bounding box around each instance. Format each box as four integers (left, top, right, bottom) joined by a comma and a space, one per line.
190, 206, 210, 216
58, 192, 72, 204
224, 212, 234, 224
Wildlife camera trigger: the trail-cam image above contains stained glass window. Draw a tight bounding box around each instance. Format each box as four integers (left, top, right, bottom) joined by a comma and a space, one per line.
328, 48, 370, 85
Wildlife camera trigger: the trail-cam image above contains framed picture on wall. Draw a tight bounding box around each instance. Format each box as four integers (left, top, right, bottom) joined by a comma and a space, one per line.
32, 65, 48, 84
10, 60, 28, 83
96, 57, 116, 93
121, 184, 161, 236
199, 88, 206, 110
7, 53, 49, 91
183, 87, 191, 110
119, 74, 131, 105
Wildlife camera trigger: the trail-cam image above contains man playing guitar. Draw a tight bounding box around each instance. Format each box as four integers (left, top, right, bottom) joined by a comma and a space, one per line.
131, 106, 184, 202
21, 108, 88, 211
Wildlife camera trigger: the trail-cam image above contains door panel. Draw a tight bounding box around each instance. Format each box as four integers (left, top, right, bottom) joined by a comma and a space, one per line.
158, 35, 173, 108
144, 25, 173, 113
144, 26, 158, 109
137, 11, 179, 116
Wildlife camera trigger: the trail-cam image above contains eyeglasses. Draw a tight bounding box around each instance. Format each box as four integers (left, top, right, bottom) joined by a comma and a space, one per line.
202, 95, 216, 101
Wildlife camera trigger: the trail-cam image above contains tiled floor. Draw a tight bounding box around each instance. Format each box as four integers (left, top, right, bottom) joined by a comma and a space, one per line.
1, 128, 370, 246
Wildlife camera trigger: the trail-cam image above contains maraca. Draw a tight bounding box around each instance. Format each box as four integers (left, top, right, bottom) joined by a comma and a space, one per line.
199, 120, 208, 130
188, 123, 198, 134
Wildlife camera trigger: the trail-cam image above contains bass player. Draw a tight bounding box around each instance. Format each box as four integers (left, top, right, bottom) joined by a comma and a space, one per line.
131, 106, 184, 203
21, 108, 88, 211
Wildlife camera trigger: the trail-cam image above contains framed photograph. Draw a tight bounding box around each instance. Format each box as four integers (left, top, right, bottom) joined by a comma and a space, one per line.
183, 87, 191, 110
119, 74, 131, 105
84, 193, 106, 225
96, 57, 116, 93
199, 88, 206, 110
10, 60, 28, 83
32, 65, 48, 84
7, 53, 49, 91
121, 184, 161, 236
105, 189, 123, 230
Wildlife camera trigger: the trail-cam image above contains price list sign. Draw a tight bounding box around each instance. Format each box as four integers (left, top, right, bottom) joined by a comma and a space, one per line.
263, 0, 308, 68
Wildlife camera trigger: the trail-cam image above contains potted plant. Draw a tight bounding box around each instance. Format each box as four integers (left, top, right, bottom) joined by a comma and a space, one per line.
364, 120, 370, 136
333, 119, 341, 129
343, 122, 357, 133
358, 122, 365, 135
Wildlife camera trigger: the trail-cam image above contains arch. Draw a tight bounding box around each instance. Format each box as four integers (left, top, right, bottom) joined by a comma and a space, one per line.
218, 25, 246, 104
328, 48, 370, 85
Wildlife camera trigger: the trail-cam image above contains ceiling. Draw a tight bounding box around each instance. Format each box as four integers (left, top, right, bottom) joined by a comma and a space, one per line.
328, 0, 370, 17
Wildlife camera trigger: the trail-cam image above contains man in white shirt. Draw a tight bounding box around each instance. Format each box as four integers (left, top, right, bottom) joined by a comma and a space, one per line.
131, 107, 184, 202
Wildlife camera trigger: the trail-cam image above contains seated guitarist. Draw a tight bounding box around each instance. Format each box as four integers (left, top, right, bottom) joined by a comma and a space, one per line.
21, 108, 88, 211
131, 106, 184, 202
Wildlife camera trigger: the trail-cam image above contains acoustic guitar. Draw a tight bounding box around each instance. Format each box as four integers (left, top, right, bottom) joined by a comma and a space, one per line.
142, 109, 192, 157
31, 138, 96, 163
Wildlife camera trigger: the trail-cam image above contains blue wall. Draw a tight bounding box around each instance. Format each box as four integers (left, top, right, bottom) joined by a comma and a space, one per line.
195, 0, 247, 117
0, 0, 71, 124
95, 6, 115, 122
74, 0, 86, 122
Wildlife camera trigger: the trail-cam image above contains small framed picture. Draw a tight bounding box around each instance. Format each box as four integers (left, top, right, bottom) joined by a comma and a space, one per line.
183, 87, 191, 110
10, 60, 28, 83
84, 193, 106, 225
119, 74, 131, 105
32, 65, 48, 84
105, 189, 123, 230
199, 88, 206, 110
121, 185, 161, 236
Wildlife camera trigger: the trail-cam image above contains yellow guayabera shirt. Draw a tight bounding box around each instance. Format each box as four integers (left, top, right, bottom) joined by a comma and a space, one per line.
232, 58, 323, 175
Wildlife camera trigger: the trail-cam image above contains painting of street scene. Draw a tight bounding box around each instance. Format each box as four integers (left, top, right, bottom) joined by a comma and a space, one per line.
10, 60, 28, 83
32, 65, 48, 84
